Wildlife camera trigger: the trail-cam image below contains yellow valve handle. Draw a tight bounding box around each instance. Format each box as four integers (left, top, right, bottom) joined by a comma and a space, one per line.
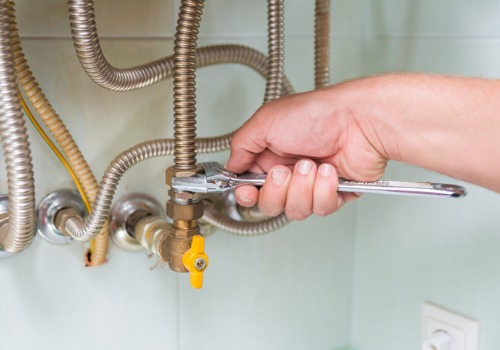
182, 235, 209, 289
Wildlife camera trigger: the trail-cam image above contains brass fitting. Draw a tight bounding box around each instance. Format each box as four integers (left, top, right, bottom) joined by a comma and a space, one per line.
54, 207, 82, 237
159, 221, 200, 272
164, 165, 206, 273
167, 196, 203, 221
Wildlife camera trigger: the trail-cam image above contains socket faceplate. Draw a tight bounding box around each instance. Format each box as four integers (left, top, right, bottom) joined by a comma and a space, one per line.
422, 303, 479, 350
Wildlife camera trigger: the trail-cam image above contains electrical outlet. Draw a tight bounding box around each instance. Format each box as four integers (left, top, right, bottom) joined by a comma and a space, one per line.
421, 303, 479, 350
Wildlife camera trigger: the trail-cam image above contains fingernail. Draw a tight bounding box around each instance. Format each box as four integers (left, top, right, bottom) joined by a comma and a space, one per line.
271, 168, 290, 185
238, 195, 253, 204
319, 163, 334, 177
297, 160, 313, 175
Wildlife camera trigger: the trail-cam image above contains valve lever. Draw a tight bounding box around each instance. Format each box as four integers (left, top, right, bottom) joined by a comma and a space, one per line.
171, 162, 467, 198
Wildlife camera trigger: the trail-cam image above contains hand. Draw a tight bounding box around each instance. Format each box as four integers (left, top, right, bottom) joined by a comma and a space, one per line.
226, 82, 389, 220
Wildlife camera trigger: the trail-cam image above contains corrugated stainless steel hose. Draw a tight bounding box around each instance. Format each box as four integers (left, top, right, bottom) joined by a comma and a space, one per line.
202, 210, 289, 236
264, 0, 284, 103
173, 0, 204, 170
68, 0, 172, 92
68, 0, 295, 96
64, 136, 292, 240
67, 0, 294, 236
63, 137, 230, 241
0, 0, 36, 253
314, 0, 331, 89
9, 2, 109, 265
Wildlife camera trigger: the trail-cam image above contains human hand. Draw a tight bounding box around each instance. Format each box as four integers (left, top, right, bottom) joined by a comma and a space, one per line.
226, 82, 389, 220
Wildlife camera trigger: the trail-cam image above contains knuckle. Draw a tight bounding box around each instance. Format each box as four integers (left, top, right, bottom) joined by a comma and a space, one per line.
285, 209, 309, 221
259, 205, 283, 218
314, 207, 336, 217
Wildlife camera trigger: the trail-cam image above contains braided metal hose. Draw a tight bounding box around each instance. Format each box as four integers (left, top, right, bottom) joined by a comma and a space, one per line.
314, 0, 330, 89
173, 0, 204, 170
264, 0, 285, 103
0, 0, 36, 253
9, 3, 109, 265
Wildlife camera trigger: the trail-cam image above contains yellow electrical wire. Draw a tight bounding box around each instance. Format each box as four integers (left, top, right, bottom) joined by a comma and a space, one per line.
19, 93, 96, 252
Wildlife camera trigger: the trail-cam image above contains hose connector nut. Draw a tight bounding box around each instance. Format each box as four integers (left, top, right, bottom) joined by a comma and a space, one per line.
54, 207, 82, 237
166, 201, 204, 221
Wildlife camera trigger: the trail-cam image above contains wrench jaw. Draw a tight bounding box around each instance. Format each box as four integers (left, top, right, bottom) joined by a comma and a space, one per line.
171, 162, 268, 193
171, 162, 236, 193
171, 175, 222, 193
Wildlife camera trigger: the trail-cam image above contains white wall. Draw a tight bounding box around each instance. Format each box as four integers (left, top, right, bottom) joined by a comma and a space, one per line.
0, 1, 359, 350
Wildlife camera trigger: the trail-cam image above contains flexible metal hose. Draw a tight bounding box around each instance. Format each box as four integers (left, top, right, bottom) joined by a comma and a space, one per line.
264, 0, 284, 103
202, 210, 288, 236
63, 134, 292, 240
314, 0, 330, 89
68, 0, 294, 96
173, 0, 204, 170
63, 137, 226, 241
195, 45, 294, 96
0, 0, 36, 253
9, 3, 109, 265
67, 0, 293, 236
68, 0, 172, 92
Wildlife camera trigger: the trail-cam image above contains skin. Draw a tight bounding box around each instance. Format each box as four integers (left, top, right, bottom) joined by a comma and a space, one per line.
226, 73, 500, 220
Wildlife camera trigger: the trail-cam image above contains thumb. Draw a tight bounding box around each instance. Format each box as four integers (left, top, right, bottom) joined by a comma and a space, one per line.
226, 107, 273, 174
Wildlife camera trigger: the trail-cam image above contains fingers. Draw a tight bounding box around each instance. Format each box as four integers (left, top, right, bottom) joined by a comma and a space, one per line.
283, 160, 317, 220
258, 166, 292, 216
235, 161, 349, 220
313, 163, 340, 217
234, 186, 259, 207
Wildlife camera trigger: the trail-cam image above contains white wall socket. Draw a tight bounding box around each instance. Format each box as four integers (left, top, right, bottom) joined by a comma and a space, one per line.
421, 303, 479, 350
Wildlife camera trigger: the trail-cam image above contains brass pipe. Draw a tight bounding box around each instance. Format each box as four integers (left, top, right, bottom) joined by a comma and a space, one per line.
314, 0, 331, 89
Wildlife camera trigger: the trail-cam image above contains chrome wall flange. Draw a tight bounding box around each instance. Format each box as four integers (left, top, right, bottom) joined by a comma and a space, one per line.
110, 193, 165, 251
37, 189, 86, 245
0, 194, 14, 257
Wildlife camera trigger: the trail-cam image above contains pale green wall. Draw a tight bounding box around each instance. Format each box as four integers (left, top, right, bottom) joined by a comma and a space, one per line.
349, 1, 500, 349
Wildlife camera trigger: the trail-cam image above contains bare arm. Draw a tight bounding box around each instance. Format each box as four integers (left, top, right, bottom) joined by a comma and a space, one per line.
227, 73, 500, 219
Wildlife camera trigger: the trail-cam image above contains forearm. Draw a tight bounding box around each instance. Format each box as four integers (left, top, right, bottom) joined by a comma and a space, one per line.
345, 73, 500, 192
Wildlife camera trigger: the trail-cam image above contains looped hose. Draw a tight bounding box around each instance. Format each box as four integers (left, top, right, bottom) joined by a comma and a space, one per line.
68, 0, 294, 95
